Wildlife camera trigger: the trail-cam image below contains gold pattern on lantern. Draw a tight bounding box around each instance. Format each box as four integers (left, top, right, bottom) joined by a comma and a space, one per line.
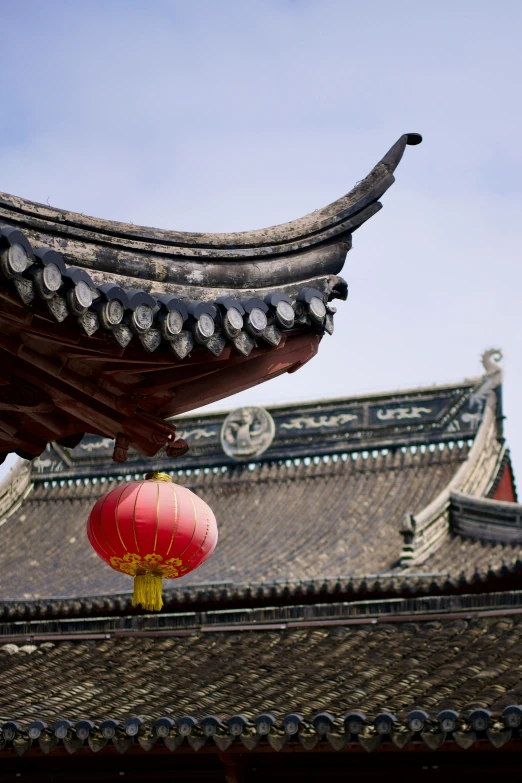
109, 552, 186, 578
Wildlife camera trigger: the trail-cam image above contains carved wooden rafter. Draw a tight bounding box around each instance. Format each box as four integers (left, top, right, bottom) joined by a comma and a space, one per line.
0, 283, 320, 461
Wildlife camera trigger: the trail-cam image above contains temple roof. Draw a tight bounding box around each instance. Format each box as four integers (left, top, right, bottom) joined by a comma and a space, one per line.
0, 442, 468, 602
0, 355, 520, 758
0, 134, 420, 292
0, 590, 521, 755
0, 351, 518, 618
0, 135, 421, 463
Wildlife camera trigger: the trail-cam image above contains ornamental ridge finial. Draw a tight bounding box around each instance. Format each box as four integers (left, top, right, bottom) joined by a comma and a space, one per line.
481, 348, 503, 376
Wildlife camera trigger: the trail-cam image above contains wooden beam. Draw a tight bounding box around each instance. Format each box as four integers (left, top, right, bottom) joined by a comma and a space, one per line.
159, 333, 320, 417
218, 753, 247, 783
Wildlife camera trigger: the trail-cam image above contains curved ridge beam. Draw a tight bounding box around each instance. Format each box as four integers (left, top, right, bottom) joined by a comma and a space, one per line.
450, 490, 522, 543
400, 387, 503, 567
0, 134, 422, 272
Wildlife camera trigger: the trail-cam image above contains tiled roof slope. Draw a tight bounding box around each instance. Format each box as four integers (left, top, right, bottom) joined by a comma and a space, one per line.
1, 593, 522, 729
0, 354, 516, 613
414, 532, 522, 581
0, 444, 467, 602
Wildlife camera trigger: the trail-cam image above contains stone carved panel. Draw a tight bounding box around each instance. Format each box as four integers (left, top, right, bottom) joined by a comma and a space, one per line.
221, 407, 275, 460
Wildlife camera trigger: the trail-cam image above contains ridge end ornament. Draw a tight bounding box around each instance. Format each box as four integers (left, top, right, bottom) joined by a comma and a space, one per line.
481, 347, 503, 376
221, 406, 275, 460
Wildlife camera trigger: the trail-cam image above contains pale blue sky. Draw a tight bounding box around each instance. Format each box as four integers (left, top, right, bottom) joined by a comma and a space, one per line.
1, 0, 521, 479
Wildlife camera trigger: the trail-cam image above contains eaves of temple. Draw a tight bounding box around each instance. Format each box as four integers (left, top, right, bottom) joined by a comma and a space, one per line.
0, 134, 421, 465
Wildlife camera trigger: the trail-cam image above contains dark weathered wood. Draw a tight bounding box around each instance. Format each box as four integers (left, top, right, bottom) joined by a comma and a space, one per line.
218, 753, 247, 783
0, 303, 318, 459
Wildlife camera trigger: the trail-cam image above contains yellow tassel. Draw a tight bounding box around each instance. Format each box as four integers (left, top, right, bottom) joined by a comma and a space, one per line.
132, 573, 163, 611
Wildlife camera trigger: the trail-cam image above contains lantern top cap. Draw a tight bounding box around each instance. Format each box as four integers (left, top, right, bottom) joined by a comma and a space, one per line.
144, 472, 172, 483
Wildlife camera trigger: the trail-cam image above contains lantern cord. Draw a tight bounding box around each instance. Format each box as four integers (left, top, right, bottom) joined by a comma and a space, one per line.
133, 573, 163, 611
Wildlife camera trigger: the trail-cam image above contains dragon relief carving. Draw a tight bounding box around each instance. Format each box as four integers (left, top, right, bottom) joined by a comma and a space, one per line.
280, 413, 358, 430
221, 407, 275, 459
376, 406, 432, 421
80, 438, 113, 452
176, 428, 214, 441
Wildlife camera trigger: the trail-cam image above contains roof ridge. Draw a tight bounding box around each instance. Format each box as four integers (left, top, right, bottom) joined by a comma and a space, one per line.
399, 386, 504, 568
0, 589, 521, 640
177, 377, 481, 419
450, 489, 522, 544
3, 560, 522, 622
31, 443, 470, 496
0, 135, 420, 259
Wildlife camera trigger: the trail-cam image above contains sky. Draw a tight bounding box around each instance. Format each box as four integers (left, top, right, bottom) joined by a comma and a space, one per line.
0, 0, 521, 480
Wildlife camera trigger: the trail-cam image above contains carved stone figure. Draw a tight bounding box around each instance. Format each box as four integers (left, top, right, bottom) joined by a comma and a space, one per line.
221, 407, 275, 459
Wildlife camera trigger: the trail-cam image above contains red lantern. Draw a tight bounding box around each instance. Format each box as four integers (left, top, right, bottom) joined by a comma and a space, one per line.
87, 472, 217, 611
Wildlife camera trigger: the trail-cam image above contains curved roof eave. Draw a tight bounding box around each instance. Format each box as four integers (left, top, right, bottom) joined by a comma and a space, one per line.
0, 134, 421, 268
